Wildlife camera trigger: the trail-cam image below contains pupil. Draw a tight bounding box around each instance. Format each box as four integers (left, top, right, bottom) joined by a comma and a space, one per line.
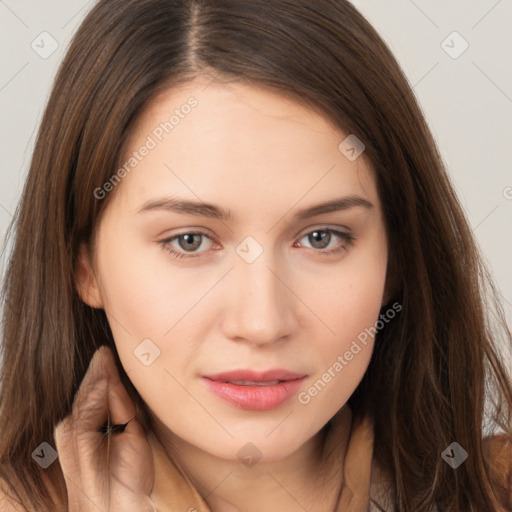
309, 230, 330, 249
180, 234, 201, 251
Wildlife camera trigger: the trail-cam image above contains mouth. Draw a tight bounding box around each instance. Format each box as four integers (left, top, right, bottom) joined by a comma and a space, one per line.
221, 380, 282, 386
202, 369, 307, 410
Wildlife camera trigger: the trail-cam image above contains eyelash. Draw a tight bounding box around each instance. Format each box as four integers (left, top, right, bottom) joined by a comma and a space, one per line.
160, 227, 356, 260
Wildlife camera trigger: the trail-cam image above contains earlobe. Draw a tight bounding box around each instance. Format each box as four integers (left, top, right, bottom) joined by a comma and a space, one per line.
75, 243, 104, 309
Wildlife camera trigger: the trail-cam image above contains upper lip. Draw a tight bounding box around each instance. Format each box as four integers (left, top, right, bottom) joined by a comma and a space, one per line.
203, 369, 306, 382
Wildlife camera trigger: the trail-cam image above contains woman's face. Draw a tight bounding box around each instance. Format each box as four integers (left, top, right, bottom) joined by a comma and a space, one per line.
77, 80, 389, 462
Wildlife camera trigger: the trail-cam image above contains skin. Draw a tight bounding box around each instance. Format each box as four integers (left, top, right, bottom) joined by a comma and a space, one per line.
75, 79, 389, 511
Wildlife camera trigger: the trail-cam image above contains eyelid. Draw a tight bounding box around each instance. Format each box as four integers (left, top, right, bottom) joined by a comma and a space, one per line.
163, 226, 216, 239
294, 226, 355, 252
162, 229, 217, 252
294, 223, 352, 239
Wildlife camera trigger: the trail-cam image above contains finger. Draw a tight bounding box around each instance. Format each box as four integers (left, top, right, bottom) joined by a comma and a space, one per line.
53, 369, 110, 506
69, 346, 113, 436
54, 346, 112, 451
55, 369, 109, 441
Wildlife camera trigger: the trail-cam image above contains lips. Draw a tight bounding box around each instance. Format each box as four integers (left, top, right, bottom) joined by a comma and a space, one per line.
202, 369, 307, 410
204, 369, 306, 383
228, 380, 280, 386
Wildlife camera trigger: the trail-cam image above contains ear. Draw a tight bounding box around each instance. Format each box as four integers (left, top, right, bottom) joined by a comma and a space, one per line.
75, 242, 104, 309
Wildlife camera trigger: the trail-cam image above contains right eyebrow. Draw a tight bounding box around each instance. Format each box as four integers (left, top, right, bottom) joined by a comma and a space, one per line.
137, 197, 235, 221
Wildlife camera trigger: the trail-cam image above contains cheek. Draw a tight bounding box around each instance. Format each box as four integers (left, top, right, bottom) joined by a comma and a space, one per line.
301, 234, 387, 407
96, 227, 219, 336
94, 230, 223, 389
306, 233, 388, 350
95, 240, 214, 421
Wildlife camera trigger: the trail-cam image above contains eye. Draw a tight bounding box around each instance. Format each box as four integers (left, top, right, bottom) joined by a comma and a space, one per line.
161, 231, 215, 259
295, 228, 355, 255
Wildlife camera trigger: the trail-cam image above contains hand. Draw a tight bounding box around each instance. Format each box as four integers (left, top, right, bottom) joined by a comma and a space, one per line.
54, 346, 156, 511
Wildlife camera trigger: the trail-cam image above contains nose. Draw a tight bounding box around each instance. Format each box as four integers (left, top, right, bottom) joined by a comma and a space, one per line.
220, 253, 298, 346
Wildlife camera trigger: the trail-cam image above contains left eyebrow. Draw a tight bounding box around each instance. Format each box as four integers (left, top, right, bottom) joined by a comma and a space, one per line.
294, 195, 373, 219
135, 194, 373, 221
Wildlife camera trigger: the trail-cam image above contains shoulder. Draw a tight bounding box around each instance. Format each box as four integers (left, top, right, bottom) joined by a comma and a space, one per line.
370, 435, 512, 510
483, 432, 512, 464
482, 433, 512, 496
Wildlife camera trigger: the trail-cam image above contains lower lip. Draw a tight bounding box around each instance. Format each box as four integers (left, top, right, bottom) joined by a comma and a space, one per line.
203, 377, 306, 410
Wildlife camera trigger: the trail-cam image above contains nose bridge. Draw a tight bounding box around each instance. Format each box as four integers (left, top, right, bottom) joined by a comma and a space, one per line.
221, 246, 296, 344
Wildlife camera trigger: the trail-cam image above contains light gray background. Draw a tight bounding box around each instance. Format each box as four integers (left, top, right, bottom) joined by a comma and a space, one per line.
1, 0, 511, 326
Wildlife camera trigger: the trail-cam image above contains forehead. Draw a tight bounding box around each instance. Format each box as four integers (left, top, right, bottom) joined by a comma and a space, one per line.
109, 80, 379, 220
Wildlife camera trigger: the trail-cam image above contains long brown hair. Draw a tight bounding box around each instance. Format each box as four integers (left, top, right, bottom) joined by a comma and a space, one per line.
1, 0, 511, 510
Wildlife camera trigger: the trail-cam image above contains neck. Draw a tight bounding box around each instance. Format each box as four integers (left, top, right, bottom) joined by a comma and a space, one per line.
150, 406, 353, 512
